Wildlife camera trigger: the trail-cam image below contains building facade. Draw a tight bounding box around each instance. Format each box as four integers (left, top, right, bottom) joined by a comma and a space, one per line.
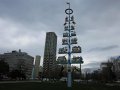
111, 56, 120, 80
33, 55, 41, 79
43, 32, 57, 79
0, 49, 34, 79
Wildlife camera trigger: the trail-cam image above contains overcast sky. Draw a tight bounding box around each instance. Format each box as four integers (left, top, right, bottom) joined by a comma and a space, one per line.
0, 0, 120, 69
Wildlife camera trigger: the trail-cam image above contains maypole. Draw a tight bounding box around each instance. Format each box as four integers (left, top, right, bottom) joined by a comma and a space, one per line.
58, 2, 83, 87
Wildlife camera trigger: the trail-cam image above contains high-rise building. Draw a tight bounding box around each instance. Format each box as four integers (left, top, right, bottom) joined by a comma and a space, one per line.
0, 49, 34, 79
33, 55, 41, 79
43, 32, 57, 79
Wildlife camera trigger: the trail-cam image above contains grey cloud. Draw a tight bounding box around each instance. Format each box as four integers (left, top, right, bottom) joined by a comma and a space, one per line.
0, 0, 120, 34
0, 0, 66, 35
75, 0, 120, 34
0, 0, 64, 23
82, 61, 101, 71
88, 45, 119, 52
0, 0, 120, 68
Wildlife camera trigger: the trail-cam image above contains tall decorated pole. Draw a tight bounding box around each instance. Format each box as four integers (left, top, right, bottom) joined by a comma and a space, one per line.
57, 2, 83, 87
66, 2, 72, 87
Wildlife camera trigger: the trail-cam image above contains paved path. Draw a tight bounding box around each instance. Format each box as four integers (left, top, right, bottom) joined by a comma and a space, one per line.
0, 80, 42, 84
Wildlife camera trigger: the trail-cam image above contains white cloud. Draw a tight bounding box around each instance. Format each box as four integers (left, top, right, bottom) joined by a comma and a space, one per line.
0, 17, 47, 57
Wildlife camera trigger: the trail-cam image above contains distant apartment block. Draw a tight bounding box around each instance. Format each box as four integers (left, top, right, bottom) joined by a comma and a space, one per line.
34, 55, 41, 79
0, 49, 34, 79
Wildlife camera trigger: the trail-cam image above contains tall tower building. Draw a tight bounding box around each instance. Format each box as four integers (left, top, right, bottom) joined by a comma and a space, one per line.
43, 32, 57, 79
34, 55, 41, 79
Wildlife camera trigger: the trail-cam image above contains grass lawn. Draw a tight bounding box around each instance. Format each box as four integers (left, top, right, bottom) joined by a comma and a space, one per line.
0, 82, 120, 90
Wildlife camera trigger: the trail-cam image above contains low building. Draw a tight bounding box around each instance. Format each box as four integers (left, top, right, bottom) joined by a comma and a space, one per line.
0, 49, 34, 79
